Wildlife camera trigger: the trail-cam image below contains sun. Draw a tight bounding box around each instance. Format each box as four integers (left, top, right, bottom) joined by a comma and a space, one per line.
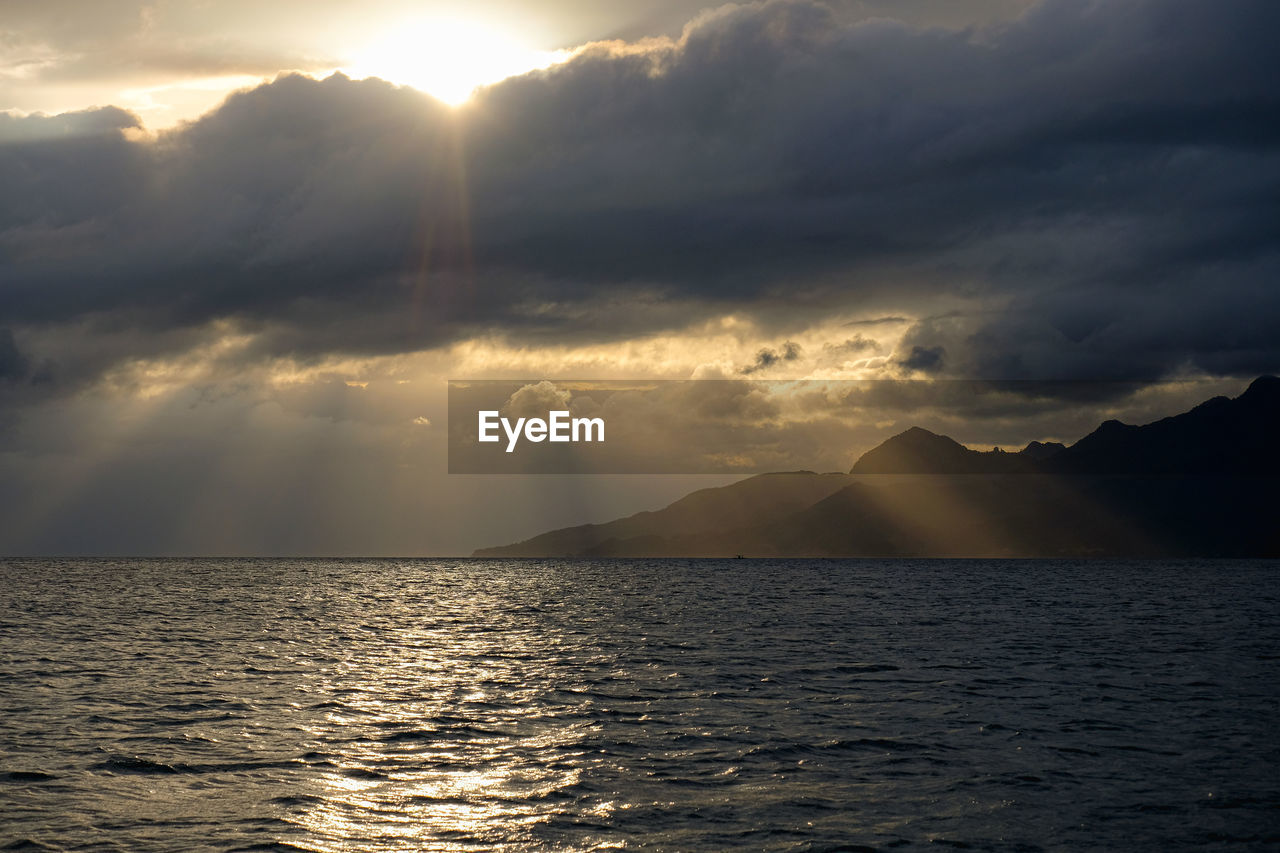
345, 19, 568, 105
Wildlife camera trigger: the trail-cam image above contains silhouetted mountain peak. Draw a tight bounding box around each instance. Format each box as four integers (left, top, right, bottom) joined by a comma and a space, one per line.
875, 426, 953, 447
849, 376, 1278, 475
1048, 376, 1279, 474
901, 425, 942, 437
850, 425, 1046, 474
1095, 418, 1132, 433
478, 376, 1280, 557
1244, 374, 1280, 396
1239, 375, 1280, 410
850, 427, 980, 474
893, 427, 971, 452
1020, 440, 1066, 461
1068, 417, 1135, 452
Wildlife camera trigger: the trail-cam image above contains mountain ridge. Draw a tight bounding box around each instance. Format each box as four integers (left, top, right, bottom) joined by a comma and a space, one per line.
850, 375, 1280, 475
474, 377, 1280, 558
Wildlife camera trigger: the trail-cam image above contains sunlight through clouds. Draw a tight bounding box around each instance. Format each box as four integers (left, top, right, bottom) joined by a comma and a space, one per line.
341, 18, 572, 105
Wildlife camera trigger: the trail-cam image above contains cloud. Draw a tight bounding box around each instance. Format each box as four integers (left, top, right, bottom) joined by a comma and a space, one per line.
0, 105, 141, 140
18, 0, 1279, 556
741, 341, 803, 374
898, 345, 945, 373
0, 1, 336, 83
0, 328, 28, 381
1, 0, 1278, 409
845, 316, 908, 327
824, 335, 879, 356
501, 380, 574, 419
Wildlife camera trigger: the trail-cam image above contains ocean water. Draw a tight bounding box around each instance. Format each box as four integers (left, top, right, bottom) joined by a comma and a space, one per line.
1, 559, 1277, 852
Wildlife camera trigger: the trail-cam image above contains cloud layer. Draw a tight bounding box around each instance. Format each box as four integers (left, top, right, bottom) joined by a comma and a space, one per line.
3, 0, 1278, 401
2, 0, 1278, 553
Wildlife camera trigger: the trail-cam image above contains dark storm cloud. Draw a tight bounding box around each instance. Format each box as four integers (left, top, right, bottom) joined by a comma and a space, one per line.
742, 341, 803, 374
0, 106, 140, 140
0, 328, 27, 381
824, 335, 879, 356
3, 0, 1279, 392
845, 317, 908, 327
898, 345, 945, 373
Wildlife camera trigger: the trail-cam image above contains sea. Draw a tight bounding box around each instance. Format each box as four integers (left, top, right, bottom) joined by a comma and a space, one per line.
1, 559, 1277, 852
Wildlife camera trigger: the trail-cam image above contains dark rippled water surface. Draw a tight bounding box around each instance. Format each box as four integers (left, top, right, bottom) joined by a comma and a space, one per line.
2, 559, 1278, 851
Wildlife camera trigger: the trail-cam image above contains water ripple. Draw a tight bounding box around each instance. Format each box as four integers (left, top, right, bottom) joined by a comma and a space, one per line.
1, 558, 1278, 851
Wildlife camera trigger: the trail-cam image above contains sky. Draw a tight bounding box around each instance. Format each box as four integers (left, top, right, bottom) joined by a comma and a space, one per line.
1, 0, 1277, 555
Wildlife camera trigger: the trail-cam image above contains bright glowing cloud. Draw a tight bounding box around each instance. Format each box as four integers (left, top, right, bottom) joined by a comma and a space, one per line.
116, 74, 269, 121
342, 18, 570, 105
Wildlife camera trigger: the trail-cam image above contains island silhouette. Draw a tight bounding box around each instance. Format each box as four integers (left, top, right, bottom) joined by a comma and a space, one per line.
475, 376, 1279, 558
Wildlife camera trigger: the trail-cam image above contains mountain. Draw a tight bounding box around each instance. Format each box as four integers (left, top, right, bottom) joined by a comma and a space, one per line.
851, 375, 1280, 475
474, 377, 1280, 558
473, 472, 854, 558
1018, 440, 1068, 461
849, 426, 1054, 474
1047, 374, 1280, 474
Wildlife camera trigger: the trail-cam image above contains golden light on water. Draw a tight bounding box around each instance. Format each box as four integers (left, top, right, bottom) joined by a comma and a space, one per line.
291, 612, 618, 850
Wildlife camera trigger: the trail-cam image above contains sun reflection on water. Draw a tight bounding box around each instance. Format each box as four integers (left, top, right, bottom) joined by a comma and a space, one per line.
6, 560, 1280, 851
287, 580, 618, 850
